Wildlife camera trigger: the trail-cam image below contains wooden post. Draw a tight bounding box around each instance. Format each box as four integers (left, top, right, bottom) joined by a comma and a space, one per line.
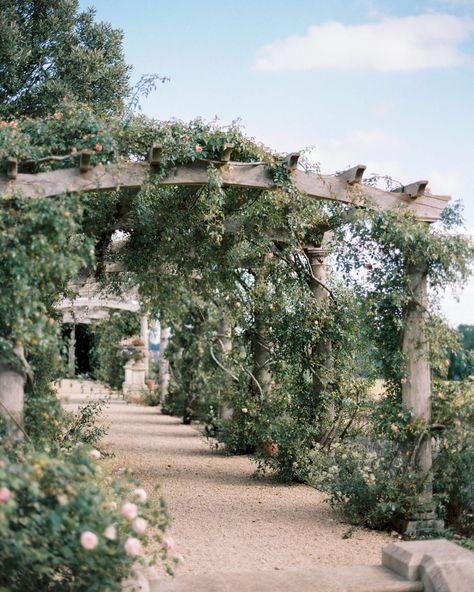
159, 325, 171, 404
68, 324, 76, 378
400, 260, 443, 533
305, 246, 335, 435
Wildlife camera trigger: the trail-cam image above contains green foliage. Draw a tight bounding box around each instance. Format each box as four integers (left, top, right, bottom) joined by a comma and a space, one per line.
0, 0, 130, 118
0, 193, 93, 363
432, 380, 474, 536
0, 445, 174, 591
448, 325, 474, 381
58, 399, 109, 455
23, 341, 64, 447
90, 311, 140, 390
0, 99, 119, 168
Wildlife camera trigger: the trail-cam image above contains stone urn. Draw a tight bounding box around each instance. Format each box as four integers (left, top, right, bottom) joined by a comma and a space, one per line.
145, 379, 155, 391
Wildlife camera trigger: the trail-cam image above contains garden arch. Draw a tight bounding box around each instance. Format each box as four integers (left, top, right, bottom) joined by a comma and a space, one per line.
1, 144, 453, 531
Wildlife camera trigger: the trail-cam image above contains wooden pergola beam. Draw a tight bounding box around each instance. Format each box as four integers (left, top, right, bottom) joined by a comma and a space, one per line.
337, 164, 366, 185
0, 160, 450, 222
391, 180, 429, 199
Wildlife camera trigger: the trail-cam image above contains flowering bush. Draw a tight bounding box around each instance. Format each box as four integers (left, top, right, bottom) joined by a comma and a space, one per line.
0, 446, 176, 591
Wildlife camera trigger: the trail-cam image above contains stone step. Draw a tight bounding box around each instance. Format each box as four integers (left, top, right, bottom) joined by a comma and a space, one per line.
155, 565, 423, 592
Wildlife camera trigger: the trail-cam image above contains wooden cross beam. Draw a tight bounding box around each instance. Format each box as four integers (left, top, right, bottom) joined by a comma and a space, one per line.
283, 152, 300, 171
79, 150, 92, 173
219, 143, 234, 162
0, 160, 450, 222
6, 157, 18, 180
149, 144, 163, 167
337, 165, 366, 185
391, 180, 429, 199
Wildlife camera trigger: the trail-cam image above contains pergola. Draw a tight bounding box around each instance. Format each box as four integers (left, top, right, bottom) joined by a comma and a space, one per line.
1, 146, 451, 531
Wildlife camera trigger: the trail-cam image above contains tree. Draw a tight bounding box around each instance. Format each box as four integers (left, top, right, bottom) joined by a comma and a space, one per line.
449, 324, 474, 380
0, 0, 130, 118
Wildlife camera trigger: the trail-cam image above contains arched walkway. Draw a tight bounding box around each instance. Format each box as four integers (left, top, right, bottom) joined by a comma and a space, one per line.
59, 380, 391, 575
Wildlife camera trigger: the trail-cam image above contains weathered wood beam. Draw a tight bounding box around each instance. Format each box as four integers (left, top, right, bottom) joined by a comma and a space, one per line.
392, 180, 429, 199
219, 143, 234, 162
0, 161, 450, 222
337, 164, 366, 185
79, 150, 92, 173
6, 157, 18, 180
283, 152, 300, 170
149, 144, 163, 167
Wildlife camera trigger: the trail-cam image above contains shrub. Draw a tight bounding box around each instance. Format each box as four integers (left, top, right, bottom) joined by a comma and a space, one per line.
58, 398, 109, 454
0, 446, 175, 591
432, 380, 474, 536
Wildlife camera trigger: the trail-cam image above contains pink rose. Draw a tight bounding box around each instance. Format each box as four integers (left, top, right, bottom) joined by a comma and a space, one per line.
400, 377, 407, 385
124, 537, 142, 555
104, 525, 117, 540
195, 145, 203, 153
121, 502, 138, 520
132, 517, 148, 534
0, 487, 11, 504
89, 449, 101, 460
163, 537, 175, 550
390, 423, 398, 432
80, 531, 98, 550
131, 488, 148, 503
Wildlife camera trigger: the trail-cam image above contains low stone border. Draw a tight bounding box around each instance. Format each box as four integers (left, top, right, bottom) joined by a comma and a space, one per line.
122, 539, 474, 591
382, 539, 474, 592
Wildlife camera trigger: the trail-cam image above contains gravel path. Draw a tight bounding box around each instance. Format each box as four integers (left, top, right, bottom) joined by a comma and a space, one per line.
60, 380, 392, 575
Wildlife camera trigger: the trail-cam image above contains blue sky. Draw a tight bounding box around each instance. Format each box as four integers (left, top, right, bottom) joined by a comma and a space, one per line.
80, 0, 474, 325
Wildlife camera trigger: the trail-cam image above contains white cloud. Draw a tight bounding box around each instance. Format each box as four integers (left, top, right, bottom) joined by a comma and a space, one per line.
308, 128, 403, 177
254, 14, 473, 72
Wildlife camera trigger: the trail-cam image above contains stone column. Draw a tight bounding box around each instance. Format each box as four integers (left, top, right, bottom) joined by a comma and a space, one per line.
0, 361, 25, 428
400, 260, 442, 533
159, 325, 171, 404
217, 307, 233, 420
305, 246, 335, 433
251, 267, 272, 399
140, 314, 149, 378
68, 324, 76, 378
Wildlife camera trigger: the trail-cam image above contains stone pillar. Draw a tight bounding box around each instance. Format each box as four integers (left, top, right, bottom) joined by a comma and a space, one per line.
159, 325, 171, 404
305, 246, 335, 433
140, 314, 149, 378
400, 260, 442, 533
217, 307, 233, 420
68, 324, 76, 378
0, 361, 25, 428
251, 267, 272, 399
